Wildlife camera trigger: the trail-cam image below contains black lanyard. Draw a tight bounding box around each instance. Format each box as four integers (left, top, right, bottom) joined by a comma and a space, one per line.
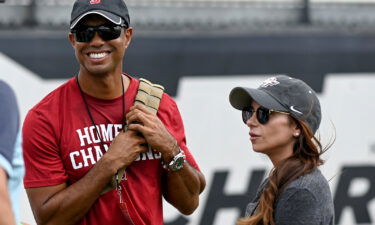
76, 74, 126, 150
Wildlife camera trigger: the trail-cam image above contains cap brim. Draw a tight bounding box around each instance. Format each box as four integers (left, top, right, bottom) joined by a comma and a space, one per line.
229, 87, 286, 111
70, 10, 123, 29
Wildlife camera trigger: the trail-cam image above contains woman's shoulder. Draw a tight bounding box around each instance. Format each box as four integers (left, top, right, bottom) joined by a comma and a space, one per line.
275, 169, 335, 224
288, 169, 330, 191
281, 169, 333, 205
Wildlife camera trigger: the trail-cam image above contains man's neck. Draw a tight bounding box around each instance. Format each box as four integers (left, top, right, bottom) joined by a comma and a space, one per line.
77, 72, 130, 100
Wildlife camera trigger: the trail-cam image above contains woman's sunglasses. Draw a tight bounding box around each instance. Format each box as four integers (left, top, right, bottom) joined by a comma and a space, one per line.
71, 24, 127, 43
242, 106, 289, 124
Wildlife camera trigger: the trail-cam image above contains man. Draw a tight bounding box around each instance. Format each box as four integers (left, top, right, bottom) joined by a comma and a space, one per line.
22, 0, 205, 224
0, 80, 24, 225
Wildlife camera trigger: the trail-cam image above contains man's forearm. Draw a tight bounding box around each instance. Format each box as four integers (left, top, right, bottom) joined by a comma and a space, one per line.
28, 155, 118, 225
163, 162, 205, 215
27, 130, 147, 225
0, 168, 16, 225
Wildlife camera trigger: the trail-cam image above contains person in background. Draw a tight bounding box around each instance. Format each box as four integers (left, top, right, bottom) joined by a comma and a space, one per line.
0, 80, 25, 225
229, 75, 334, 225
22, 0, 205, 224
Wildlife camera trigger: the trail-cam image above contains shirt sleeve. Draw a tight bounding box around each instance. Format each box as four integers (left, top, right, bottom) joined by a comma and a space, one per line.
275, 188, 320, 225
22, 109, 68, 188
0, 81, 20, 176
158, 93, 200, 171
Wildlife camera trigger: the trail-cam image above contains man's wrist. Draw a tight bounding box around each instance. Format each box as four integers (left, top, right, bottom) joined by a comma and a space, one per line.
100, 153, 122, 176
162, 140, 179, 163
162, 146, 186, 172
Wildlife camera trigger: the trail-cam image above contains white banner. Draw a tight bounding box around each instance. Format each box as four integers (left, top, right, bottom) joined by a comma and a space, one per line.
1, 52, 374, 225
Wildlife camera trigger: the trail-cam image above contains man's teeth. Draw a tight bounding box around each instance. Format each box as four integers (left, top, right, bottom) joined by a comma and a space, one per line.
89, 52, 108, 59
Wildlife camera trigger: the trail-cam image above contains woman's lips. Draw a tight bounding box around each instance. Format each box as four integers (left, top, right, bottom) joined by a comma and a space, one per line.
250, 132, 260, 141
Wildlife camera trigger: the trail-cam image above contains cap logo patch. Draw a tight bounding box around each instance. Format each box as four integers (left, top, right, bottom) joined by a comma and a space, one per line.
290, 106, 303, 115
260, 77, 280, 88
90, 0, 101, 4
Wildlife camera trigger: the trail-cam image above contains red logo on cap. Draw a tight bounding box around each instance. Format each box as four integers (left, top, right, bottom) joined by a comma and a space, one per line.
90, 0, 101, 4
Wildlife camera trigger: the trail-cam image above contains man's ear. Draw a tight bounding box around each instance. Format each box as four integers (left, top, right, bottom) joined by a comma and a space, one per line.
124, 27, 133, 49
68, 32, 76, 47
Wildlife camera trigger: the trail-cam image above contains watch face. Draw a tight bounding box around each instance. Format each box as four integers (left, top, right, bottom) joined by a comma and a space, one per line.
170, 154, 185, 171
174, 157, 184, 168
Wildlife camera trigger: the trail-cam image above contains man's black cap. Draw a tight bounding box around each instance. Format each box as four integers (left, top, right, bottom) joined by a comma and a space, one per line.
229, 75, 321, 133
70, 0, 130, 29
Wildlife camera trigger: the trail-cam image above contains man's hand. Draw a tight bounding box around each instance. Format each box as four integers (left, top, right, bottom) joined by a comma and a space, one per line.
126, 104, 206, 215
105, 129, 148, 171
126, 105, 179, 162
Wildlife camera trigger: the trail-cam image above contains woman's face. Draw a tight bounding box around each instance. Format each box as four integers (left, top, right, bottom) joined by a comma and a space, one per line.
245, 101, 300, 165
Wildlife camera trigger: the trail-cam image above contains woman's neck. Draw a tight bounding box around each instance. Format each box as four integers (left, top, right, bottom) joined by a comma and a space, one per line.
268, 144, 294, 167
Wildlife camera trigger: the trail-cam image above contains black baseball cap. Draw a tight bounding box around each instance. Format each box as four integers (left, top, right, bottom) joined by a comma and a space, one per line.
70, 0, 130, 29
229, 75, 321, 133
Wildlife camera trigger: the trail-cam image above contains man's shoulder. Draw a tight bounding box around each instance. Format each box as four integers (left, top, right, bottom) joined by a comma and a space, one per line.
0, 80, 17, 106
30, 77, 75, 113
158, 91, 177, 116
0, 80, 13, 95
128, 74, 176, 110
0, 81, 19, 169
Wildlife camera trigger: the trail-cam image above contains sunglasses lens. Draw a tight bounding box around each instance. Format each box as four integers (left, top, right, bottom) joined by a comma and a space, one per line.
98, 26, 122, 41
242, 108, 253, 124
74, 27, 94, 42
73, 25, 123, 42
257, 107, 270, 124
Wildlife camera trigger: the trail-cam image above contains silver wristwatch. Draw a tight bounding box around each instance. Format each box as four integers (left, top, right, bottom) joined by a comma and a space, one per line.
168, 148, 186, 171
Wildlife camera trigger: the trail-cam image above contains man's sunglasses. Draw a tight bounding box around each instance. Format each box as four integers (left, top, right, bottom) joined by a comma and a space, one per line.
242, 106, 289, 124
71, 24, 127, 43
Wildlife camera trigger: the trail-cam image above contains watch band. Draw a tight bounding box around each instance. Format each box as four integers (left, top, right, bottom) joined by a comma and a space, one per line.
162, 147, 186, 171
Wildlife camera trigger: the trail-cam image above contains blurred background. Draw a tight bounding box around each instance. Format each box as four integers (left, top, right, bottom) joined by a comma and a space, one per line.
1, 0, 375, 224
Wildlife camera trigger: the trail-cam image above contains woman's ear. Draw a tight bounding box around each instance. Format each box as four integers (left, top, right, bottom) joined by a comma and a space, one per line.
290, 118, 301, 138
292, 124, 301, 138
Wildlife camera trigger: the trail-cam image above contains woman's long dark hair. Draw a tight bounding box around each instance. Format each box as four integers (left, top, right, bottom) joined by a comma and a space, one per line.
237, 117, 331, 225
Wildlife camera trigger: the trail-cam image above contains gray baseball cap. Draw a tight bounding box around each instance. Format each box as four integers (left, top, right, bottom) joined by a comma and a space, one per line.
229, 75, 321, 133
70, 0, 130, 29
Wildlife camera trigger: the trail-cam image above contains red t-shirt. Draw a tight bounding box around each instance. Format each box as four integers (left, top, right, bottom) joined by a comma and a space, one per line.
23, 75, 199, 225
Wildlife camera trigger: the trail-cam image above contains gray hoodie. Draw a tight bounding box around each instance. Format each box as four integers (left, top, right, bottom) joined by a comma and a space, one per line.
245, 169, 334, 225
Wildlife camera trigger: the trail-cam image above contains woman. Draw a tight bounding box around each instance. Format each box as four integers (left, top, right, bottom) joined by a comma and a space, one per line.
229, 75, 334, 225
